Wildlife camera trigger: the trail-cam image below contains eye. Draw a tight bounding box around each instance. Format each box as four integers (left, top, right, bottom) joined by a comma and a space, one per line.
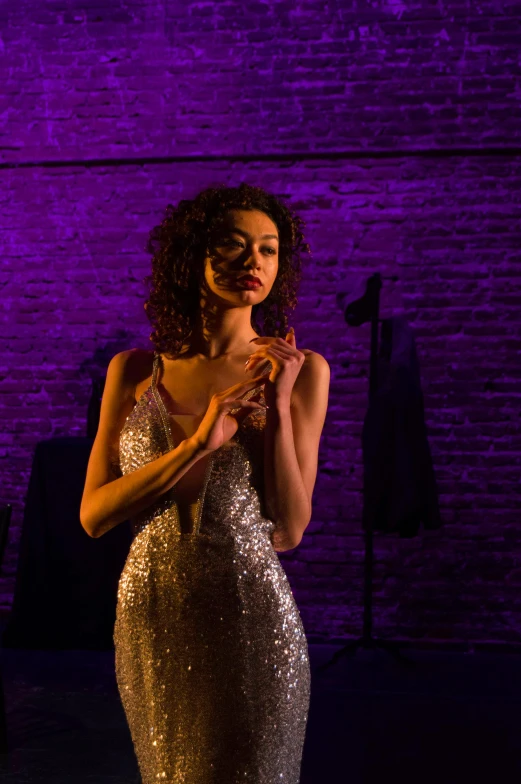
223, 239, 276, 254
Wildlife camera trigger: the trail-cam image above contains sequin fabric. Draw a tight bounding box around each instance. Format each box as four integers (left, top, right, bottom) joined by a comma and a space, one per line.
114, 352, 311, 784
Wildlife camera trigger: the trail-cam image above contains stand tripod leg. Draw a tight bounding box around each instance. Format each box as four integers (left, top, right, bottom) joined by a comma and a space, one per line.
315, 637, 364, 674
374, 638, 415, 669
316, 636, 415, 674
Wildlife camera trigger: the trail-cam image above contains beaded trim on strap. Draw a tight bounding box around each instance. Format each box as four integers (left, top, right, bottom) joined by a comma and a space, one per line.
151, 351, 160, 388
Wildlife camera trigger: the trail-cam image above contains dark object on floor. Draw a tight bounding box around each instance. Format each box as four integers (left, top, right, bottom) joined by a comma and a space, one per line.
2, 438, 132, 650
0, 502, 12, 751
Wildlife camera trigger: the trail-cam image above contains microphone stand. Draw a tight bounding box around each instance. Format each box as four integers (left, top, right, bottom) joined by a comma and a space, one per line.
317, 273, 413, 673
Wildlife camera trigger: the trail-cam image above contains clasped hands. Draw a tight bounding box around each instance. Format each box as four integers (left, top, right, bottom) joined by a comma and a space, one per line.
244, 327, 305, 405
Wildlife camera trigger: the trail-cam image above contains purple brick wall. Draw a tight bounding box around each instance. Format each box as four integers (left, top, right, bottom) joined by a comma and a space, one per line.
2, 1, 521, 645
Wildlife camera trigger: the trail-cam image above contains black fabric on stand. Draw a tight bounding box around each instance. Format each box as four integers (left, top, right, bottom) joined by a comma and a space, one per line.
2, 437, 132, 650
362, 315, 442, 538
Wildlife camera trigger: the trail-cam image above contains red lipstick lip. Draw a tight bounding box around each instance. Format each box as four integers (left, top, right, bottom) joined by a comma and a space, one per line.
237, 275, 262, 285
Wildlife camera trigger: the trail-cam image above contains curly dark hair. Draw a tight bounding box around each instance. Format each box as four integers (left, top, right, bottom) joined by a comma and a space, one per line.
142, 182, 311, 358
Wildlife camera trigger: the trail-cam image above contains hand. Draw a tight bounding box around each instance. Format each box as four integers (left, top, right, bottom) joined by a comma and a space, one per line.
244, 327, 305, 405
193, 376, 269, 453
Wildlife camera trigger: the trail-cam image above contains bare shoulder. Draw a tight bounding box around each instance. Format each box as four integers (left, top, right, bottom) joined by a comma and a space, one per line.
292, 349, 331, 400
300, 349, 331, 379
107, 348, 155, 399
301, 348, 329, 369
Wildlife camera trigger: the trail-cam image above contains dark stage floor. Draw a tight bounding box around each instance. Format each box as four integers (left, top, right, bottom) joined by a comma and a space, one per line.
0, 639, 520, 783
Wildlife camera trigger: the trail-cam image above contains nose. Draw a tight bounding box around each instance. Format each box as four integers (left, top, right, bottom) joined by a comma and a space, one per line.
244, 253, 262, 270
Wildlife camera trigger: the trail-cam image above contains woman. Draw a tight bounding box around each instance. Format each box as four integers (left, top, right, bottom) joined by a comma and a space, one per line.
80, 182, 330, 783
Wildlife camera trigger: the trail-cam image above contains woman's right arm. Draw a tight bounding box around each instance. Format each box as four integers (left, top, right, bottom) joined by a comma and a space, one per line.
79, 350, 210, 539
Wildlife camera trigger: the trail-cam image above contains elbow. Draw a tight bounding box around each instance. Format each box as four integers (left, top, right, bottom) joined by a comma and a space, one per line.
267, 501, 310, 552
275, 537, 302, 553
81, 520, 99, 539
270, 526, 304, 553
282, 511, 310, 552
79, 506, 99, 539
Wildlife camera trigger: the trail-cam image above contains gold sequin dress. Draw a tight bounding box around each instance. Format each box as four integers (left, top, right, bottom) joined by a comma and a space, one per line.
114, 352, 310, 784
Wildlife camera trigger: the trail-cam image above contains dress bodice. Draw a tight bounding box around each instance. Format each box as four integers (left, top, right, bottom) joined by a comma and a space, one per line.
118, 352, 275, 542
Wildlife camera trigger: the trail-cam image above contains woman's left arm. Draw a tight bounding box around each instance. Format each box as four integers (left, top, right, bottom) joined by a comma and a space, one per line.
245, 330, 330, 551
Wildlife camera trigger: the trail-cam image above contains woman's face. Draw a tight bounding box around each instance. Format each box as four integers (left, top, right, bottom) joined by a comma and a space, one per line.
202, 209, 279, 307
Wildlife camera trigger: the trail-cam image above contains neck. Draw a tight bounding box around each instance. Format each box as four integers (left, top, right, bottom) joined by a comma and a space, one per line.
180, 305, 259, 360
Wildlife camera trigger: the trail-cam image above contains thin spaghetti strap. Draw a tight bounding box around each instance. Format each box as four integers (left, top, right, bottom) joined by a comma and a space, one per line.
151, 351, 161, 389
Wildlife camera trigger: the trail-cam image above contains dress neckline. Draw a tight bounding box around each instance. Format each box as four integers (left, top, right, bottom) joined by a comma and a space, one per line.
150, 353, 215, 536
121, 351, 268, 535
150, 350, 272, 421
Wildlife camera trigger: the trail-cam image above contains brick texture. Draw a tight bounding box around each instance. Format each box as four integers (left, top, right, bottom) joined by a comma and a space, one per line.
1, 1, 520, 646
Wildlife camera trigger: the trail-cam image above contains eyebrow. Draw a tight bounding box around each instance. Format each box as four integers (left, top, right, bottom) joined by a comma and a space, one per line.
226, 227, 279, 241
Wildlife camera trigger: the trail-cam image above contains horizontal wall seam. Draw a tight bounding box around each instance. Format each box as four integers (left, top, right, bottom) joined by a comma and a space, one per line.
1, 147, 521, 170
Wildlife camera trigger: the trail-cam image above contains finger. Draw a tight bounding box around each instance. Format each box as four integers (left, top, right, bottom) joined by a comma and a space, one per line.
225, 399, 267, 420
246, 353, 276, 366
250, 327, 296, 346
220, 375, 268, 401
247, 346, 292, 370
261, 347, 292, 364
245, 355, 274, 373
230, 403, 267, 426
248, 337, 275, 344
234, 386, 264, 406
244, 386, 263, 399
246, 344, 294, 368
225, 399, 266, 411
286, 327, 296, 346
267, 342, 295, 356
